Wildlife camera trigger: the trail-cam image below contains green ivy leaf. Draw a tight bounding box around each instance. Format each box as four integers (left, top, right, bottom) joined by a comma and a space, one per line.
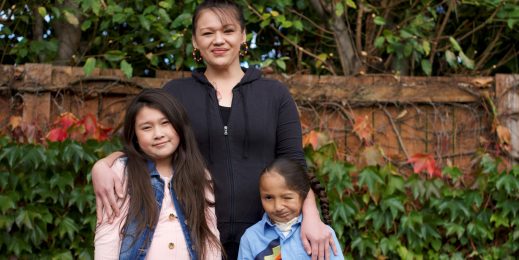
380, 196, 405, 218
63, 10, 79, 26
275, 59, 286, 71
374, 36, 385, 49
138, 15, 151, 30
0, 195, 16, 213
421, 59, 432, 76
120, 60, 133, 78
83, 57, 96, 76
37, 7, 47, 17
56, 216, 79, 240
449, 37, 462, 52
104, 50, 126, 62
374, 16, 386, 26
445, 50, 458, 68
172, 13, 192, 28
458, 51, 475, 69
345, 0, 357, 9
358, 167, 384, 194
335, 2, 344, 17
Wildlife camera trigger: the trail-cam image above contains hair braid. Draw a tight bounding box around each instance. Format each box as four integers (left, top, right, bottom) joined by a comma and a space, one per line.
308, 172, 331, 225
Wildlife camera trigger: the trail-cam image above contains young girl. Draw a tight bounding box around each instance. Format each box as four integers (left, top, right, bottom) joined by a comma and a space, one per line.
94, 89, 222, 259
238, 158, 344, 260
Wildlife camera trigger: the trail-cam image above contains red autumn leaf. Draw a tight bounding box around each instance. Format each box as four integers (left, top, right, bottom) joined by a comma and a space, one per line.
80, 114, 98, 137
94, 123, 112, 141
408, 153, 441, 178
302, 130, 328, 150
46, 128, 68, 142
353, 115, 372, 142
54, 112, 79, 129
8, 116, 23, 129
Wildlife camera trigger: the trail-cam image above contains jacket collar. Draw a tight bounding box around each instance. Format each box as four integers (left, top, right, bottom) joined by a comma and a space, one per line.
191, 67, 262, 88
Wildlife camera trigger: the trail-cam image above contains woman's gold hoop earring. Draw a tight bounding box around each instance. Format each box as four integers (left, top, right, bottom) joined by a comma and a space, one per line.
239, 42, 249, 57
192, 47, 203, 63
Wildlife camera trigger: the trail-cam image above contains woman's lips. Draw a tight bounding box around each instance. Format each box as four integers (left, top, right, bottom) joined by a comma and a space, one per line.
212, 48, 228, 55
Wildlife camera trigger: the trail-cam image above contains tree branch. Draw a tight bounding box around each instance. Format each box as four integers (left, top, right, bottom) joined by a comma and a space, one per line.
429, 0, 454, 69
246, 2, 337, 75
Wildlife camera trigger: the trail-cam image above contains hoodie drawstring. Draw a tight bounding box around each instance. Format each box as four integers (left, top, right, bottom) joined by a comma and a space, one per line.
206, 89, 214, 164
238, 88, 250, 159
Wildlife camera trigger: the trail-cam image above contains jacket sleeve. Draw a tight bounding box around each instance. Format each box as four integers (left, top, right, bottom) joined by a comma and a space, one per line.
275, 83, 307, 168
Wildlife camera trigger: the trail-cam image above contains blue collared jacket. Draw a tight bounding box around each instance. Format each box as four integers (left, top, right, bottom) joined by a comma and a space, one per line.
118, 160, 196, 260
237, 213, 344, 260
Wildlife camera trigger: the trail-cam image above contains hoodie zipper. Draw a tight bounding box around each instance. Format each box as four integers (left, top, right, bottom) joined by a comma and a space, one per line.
213, 87, 236, 239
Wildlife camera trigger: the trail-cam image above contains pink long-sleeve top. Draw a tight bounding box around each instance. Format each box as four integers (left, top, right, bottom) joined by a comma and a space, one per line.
94, 158, 221, 260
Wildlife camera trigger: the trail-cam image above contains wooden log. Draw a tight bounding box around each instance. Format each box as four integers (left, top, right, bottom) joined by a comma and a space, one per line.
22, 92, 51, 124
496, 74, 519, 161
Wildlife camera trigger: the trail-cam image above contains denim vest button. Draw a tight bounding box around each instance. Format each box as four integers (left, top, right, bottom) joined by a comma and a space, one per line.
169, 242, 175, 249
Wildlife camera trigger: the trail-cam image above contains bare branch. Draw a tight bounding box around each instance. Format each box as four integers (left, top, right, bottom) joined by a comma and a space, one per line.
429, 0, 454, 69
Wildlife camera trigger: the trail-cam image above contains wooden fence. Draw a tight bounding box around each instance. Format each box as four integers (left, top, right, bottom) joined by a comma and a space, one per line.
1, 64, 517, 172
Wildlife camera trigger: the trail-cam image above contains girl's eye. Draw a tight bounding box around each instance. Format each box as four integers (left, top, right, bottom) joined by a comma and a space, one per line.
263, 195, 272, 200
162, 120, 170, 125
202, 32, 213, 36
142, 126, 151, 131
224, 29, 234, 33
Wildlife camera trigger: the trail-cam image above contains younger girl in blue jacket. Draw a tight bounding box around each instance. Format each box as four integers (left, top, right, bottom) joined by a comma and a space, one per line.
238, 158, 344, 260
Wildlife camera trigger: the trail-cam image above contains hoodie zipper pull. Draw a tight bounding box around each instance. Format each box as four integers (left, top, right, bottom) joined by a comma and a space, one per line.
224, 126, 228, 136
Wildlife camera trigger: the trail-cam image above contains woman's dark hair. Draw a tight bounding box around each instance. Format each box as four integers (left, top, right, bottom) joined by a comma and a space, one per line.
261, 158, 331, 225
192, 0, 246, 35
121, 89, 222, 259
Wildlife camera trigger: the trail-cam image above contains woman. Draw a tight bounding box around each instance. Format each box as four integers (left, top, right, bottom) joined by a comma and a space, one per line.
92, 1, 338, 259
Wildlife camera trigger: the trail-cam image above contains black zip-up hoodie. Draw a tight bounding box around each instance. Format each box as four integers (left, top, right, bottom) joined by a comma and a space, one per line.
163, 67, 305, 244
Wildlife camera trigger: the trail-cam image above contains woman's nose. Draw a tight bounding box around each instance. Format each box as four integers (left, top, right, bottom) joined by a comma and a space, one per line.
214, 31, 224, 44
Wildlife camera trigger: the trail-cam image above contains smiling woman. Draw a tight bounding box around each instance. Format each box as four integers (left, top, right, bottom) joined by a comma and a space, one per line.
91, 1, 338, 259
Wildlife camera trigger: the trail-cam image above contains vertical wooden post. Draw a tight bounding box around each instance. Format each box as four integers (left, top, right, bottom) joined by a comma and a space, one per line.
495, 74, 519, 162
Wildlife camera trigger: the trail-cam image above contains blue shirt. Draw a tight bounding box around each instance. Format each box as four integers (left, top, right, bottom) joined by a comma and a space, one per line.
238, 213, 344, 260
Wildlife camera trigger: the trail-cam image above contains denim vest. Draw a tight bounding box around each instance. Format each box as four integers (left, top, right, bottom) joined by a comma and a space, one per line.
119, 161, 197, 260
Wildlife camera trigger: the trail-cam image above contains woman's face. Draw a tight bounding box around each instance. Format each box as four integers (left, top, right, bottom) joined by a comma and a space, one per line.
192, 9, 246, 70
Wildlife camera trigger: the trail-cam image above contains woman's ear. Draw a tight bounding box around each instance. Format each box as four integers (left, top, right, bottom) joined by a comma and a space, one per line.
241, 29, 247, 43
192, 37, 197, 49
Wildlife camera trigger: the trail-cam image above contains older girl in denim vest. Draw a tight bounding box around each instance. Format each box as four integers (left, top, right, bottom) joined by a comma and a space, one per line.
94, 89, 222, 259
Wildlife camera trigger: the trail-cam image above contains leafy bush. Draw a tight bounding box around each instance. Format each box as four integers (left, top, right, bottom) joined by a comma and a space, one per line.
0, 136, 121, 259
307, 144, 519, 259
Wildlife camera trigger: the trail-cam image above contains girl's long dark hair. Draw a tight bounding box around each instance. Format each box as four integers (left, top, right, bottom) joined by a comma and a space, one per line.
262, 158, 331, 225
121, 89, 222, 259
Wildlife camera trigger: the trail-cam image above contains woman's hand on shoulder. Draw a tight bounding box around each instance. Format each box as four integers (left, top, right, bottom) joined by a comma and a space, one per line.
301, 209, 338, 260
92, 151, 125, 224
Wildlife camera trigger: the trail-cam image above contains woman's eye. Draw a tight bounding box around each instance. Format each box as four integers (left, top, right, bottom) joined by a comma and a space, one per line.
162, 121, 170, 125
224, 29, 234, 33
202, 32, 212, 36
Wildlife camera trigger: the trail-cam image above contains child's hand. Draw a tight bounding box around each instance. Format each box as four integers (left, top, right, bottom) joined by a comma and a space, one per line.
92, 153, 125, 224
301, 216, 338, 260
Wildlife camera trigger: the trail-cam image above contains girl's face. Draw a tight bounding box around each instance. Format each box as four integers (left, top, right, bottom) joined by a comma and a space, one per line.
192, 9, 246, 70
260, 171, 303, 223
135, 106, 179, 165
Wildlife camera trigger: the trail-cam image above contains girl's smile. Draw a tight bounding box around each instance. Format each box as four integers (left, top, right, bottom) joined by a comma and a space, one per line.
135, 106, 180, 169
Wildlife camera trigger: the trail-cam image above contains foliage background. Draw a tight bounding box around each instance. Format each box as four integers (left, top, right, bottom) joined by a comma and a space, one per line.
1, 0, 518, 77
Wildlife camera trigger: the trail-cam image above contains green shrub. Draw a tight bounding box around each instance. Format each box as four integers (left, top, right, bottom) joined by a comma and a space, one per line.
0, 136, 121, 259
307, 144, 519, 259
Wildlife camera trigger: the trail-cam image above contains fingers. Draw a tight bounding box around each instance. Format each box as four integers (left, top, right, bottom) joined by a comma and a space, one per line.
114, 174, 125, 199
329, 235, 338, 256
96, 195, 104, 224
301, 233, 312, 255
107, 189, 120, 219
311, 242, 319, 260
